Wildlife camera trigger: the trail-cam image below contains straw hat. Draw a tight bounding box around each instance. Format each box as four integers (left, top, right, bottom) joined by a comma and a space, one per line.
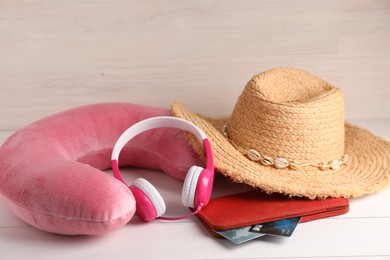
172, 67, 390, 199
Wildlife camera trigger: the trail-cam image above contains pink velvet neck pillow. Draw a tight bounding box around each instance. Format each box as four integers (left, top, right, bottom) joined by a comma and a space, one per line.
0, 103, 201, 235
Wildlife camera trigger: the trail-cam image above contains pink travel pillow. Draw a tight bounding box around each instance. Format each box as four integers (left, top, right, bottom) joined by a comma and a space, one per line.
0, 103, 202, 235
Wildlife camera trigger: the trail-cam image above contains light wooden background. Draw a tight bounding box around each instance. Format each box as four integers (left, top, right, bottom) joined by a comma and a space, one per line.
0, 0, 389, 130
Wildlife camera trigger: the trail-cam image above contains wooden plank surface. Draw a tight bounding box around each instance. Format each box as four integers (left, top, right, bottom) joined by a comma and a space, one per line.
0, 120, 389, 260
1, 0, 389, 130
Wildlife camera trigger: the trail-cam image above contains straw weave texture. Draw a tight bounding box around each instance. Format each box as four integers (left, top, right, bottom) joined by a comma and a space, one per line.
228, 68, 345, 164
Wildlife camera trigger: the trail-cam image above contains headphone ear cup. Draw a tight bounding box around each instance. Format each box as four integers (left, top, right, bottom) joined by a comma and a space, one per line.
130, 178, 166, 222
182, 166, 203, 208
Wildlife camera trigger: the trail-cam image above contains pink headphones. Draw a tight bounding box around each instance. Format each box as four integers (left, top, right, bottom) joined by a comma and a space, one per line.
111, 116, 214, 222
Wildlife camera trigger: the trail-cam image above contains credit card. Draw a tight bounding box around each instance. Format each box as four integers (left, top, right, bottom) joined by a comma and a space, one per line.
249, 217, 301, 237
213, 216, 302, 244
213, 226, 265, 244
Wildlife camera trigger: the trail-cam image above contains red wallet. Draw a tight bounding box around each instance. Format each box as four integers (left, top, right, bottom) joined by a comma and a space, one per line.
196, 190, 349, 235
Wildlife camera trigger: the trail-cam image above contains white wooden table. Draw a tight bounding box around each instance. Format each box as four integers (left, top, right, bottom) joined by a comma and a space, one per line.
1, 119, 389, 260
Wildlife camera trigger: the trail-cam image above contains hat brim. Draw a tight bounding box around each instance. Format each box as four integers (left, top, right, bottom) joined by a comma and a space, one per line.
172, 101, 390, 199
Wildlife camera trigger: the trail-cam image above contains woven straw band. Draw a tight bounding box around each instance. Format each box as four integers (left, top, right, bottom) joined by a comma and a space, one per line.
221, 124, 348, 171
226, 68, 346, 170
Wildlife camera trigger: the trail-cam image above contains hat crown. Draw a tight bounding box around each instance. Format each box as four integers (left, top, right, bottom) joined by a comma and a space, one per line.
227, 68, 345, 164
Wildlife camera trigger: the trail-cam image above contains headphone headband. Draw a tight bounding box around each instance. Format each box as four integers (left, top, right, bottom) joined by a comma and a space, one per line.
111, 116, 214, 183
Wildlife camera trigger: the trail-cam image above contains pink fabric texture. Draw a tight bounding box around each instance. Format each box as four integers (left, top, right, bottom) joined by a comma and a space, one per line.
0, 103, 202, 235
